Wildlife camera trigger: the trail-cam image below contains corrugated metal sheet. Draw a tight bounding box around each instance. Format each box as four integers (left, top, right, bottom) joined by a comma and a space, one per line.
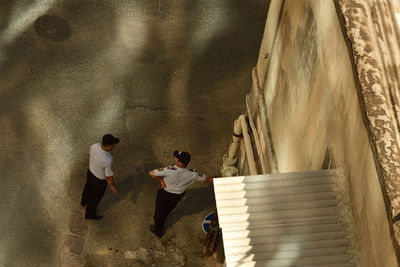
213, 170, 355, 267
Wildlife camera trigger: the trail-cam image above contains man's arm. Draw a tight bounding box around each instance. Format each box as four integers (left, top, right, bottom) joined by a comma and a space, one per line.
104, 164, 116, 193
148, 170, 166, 188
194, 171, 213, 183
106, 176, 117, 193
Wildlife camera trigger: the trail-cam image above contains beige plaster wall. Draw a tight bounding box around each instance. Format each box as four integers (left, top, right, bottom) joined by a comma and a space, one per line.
254, 0, 397, 266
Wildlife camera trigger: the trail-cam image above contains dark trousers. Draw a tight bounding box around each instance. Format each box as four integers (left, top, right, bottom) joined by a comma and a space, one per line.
153, 188, 184, 236
81, 170, 107, 218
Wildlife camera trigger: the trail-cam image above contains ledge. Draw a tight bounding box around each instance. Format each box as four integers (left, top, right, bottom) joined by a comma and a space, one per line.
335, 0, 400, 257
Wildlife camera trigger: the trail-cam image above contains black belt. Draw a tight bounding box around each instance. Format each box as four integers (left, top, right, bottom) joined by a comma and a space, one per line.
163, 189, 185, 197
88, 169, 107, 182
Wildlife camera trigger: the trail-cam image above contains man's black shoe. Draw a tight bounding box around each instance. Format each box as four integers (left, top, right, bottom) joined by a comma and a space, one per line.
149, 225, 163, 238
85, 215, 103, 220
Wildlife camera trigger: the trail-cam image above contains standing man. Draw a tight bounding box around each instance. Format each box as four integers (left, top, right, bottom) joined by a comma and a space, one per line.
148, 150, 213, 237
80, 134, 120, 220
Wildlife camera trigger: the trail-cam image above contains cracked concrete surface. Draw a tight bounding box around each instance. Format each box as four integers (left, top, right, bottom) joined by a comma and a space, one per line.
0, 0, 267, 266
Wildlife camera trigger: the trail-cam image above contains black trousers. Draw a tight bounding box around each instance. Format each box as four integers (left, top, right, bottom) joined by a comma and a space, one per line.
81, 170, 107, 218
153, 188, 184, 236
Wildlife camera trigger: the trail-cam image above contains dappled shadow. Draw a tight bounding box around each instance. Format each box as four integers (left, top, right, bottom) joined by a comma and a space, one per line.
0, 0, 118, 265
0, 0, 267, 265
0, 1, 13, 34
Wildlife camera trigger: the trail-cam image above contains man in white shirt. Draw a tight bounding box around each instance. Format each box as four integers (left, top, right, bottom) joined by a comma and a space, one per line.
80, 134, 119, 220
148, 150, 213, 237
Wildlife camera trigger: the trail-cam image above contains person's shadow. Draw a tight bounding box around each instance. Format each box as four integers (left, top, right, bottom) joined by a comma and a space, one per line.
165, 184, 216, 232
99, 163, 155, 212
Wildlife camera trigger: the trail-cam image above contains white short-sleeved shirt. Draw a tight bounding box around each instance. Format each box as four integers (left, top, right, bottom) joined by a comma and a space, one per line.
89, 143, 114, 180
153, 165, 206, 194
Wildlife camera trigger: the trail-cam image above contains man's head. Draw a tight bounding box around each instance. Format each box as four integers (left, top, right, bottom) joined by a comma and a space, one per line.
173, 150, 190, 167
102, 134, 120, 151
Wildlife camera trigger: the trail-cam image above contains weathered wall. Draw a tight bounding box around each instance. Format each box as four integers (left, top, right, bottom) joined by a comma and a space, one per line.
251, 0, 398, 266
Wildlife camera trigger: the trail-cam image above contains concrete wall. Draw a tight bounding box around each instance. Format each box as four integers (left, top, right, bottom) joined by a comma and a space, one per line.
250, 0, 398, 266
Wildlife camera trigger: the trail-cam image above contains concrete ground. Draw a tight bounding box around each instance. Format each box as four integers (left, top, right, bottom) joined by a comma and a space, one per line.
0, 1, 267, 266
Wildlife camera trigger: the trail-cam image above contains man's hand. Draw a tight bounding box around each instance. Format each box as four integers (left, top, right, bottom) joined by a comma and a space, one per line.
160, 179, 166, 188
110, 185, 117, 193
106, 176, 117, 193
149, 170, 166, 188
206, 176, 214, 183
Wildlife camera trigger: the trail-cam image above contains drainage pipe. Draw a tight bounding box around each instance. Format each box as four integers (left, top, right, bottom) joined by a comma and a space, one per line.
221, 115, 258, 176
246, 95, 268, 173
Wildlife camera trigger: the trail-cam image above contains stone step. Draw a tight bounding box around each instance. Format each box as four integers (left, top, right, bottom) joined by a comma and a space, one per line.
215, 184, 335, 200
214, 171, 356, 266
222, 231, 348, 247
300, 264, 355, 267
221, 222, 345, 239
214, 176, 336, 193
224, 238, 351, 256
217, 199, 339, 215
216, 191, 338, 208
214, 170, 338, 185
221, 220, 344, 231
218, 207, 340, 227
230, 254, 352, 267
220, 215, 339, 229
226, 246, 350, 263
